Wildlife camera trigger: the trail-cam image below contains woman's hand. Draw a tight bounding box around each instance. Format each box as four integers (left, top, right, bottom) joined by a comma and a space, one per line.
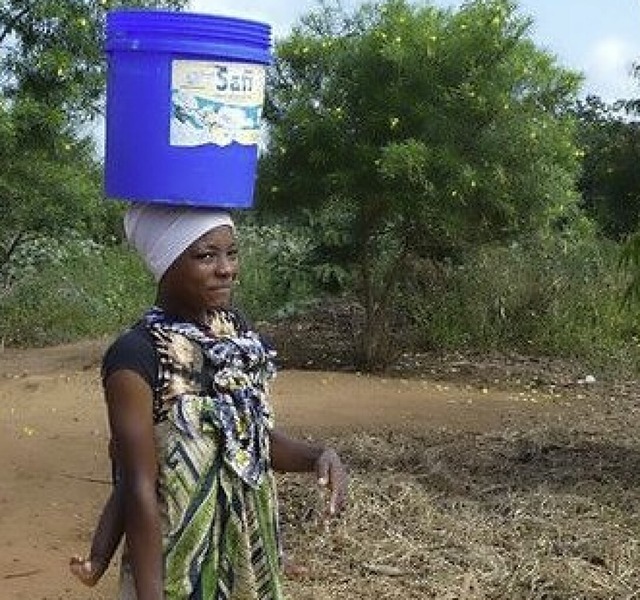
270, 430, 349, 517
316, 448, 348, 517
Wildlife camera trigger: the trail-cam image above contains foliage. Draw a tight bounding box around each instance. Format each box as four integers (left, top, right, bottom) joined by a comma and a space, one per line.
609, 64, 640, 309
621, 62, 640, 116
573, 95, 640, 241
259, 0, 582, 368
0, 236, 154, 346
403, 228, 640, 372
1, 0, 188, 124
619, 230, 640, 308
232, 218, 319, 320
0, 221, 319, 347
2, 222, 640, 378
0, 102, 106, 280
0, 0, 186, 281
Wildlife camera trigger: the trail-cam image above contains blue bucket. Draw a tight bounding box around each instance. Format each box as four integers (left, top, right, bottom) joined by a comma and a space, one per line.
104, 10, 272, 208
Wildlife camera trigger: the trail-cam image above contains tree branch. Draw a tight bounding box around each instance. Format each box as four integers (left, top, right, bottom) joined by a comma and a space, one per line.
1, 229, 26, 271
0, 6, 32, 44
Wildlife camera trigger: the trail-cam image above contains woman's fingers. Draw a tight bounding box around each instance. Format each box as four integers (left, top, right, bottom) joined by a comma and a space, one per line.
316, 448, 348, 516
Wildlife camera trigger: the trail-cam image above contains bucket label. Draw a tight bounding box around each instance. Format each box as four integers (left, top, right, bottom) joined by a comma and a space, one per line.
170, 60, 266, 147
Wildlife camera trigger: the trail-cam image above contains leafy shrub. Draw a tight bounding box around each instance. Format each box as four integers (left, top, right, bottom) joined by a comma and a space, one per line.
0, 222, 319, 346
4, 223, 640, 379
0, 237, 154, 346
403, 234, 640, 373
234, 222, 319, 320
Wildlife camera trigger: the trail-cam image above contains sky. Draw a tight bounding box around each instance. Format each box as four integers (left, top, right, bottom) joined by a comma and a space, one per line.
188, 0, 640, 103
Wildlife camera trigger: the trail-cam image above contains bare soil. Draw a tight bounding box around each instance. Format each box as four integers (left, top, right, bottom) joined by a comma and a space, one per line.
1, 334, 638, 599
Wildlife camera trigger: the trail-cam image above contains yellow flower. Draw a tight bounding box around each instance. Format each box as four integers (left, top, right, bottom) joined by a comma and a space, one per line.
236, 450, 250, 467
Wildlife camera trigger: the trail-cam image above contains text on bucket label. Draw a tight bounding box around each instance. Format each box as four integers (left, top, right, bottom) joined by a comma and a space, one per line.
170, 60, 266, 147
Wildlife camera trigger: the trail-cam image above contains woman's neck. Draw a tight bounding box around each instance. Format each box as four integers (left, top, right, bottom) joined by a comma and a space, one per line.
154, 297, 207, 326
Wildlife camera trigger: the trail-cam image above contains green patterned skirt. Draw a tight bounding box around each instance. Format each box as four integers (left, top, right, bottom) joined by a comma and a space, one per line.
118, 402, 284, 600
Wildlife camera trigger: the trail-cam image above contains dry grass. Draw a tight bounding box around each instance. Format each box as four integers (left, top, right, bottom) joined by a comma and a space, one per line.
278, 396, 640, 599
268, 308, 640, 598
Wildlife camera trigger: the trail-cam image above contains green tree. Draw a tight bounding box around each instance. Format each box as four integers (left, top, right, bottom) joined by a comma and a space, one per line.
1, 0, 187, 123
574, 95, 640, 240
0, 0, 187, 284
259, 0, 582, 368
616, 62, 640, 305
0, 100, 105, 282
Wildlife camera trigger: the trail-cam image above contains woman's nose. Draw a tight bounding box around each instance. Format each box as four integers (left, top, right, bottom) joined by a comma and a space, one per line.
216, 256, 235, 277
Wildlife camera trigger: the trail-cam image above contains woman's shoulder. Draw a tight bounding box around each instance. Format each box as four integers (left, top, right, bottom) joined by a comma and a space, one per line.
105, 321, 155, 353
102, 322, 158, 387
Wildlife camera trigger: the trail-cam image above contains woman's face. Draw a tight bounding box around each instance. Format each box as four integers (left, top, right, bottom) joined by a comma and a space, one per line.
161, 225, 239, 316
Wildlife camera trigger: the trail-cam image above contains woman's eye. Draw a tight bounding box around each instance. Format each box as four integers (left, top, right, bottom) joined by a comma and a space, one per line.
194, 249, 238, 262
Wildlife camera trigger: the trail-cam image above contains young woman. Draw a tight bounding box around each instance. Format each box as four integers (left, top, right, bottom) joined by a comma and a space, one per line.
72, 204, 347, 599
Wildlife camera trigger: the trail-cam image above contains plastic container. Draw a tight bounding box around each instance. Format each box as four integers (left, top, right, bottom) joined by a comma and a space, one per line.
104, 10, 272, 207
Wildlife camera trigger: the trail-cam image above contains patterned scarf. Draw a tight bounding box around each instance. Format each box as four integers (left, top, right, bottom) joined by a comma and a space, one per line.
143, 306, 276, 488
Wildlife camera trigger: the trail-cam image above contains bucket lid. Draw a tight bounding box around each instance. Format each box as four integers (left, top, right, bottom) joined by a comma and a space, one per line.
105, 10, 272, 64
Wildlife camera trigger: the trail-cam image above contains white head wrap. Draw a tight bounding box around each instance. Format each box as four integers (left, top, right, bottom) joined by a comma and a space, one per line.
124, 203, 235, 281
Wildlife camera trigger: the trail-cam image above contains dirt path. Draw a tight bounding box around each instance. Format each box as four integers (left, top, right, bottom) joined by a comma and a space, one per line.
0, 340, 564, 600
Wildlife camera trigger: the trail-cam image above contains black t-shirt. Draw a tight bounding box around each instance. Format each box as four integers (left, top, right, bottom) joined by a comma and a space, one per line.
101, 322, 159, 391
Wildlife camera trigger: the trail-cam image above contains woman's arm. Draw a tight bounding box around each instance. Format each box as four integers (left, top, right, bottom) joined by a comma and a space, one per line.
105, 370, 164, 600
87, 483, 124, 570
270, 428, 348, 516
